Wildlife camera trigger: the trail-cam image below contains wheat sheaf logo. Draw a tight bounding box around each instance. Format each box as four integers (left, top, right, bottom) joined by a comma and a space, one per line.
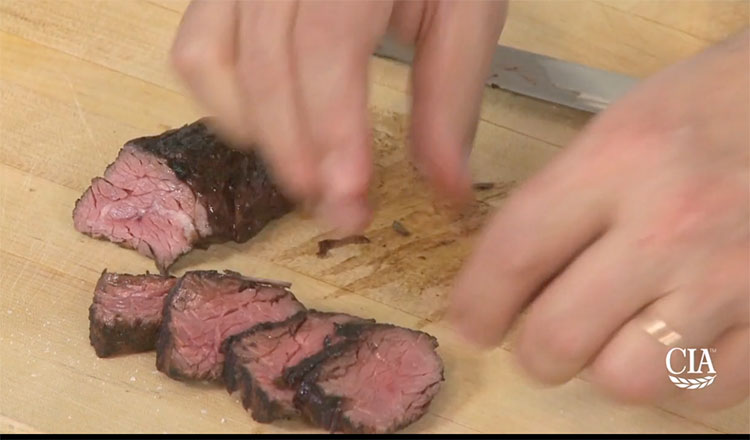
666, 348, 716, 390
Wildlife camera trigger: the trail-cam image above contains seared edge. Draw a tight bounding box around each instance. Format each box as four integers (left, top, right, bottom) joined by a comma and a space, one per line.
155, 270, 300, 381
293, 322, 445, 434
222, 311, 308, 422
88, 269, 176, 358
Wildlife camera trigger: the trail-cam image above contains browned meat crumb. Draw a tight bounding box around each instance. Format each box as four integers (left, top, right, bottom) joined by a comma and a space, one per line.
316, 236, 371, 258
472, 182, 495, 191
391, 220, 411, 237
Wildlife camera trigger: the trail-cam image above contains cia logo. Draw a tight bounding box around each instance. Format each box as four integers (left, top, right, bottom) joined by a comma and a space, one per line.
666, 348, 717, 389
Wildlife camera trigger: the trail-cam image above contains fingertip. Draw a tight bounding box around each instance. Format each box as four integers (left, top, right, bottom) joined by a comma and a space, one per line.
410, 132, 474, 206
316, 194, 372, 237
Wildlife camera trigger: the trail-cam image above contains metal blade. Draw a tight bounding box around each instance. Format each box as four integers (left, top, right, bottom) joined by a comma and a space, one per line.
374, 34, 639, 114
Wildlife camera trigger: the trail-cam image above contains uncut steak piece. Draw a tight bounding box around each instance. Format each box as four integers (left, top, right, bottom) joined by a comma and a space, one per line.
72, 119, 292, 274
223, 311, 369, 423
294, 323, 444, 434
88, 270, 178, 358
156, 270, 305, 381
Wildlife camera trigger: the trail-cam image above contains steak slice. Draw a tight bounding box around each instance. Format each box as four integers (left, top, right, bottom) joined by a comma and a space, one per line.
294, 323, 444, 434
88, 270, 178, 358
73, 119, 292, 273
223, 311, 368, 423
156, 270, 305, 381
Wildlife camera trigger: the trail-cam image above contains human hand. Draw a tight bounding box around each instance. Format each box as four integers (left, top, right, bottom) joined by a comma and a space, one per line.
170, 0, 506, 235
449, 30, 750, 409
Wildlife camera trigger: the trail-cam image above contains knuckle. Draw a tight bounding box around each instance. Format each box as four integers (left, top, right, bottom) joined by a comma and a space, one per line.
171, 39, 231, 76
591, 354, 664, 404
688, 257, 750, 324
520, 318, 589, 370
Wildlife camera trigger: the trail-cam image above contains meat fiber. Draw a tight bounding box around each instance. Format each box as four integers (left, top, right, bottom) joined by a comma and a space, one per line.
223, 311, 369, 423
88, 270, 177, 358
156, 270, 305, 381
294, 323, 444, 434
73, 120, 292, 273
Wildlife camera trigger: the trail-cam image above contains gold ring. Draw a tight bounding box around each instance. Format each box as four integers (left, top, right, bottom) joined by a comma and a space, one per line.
641, 317, 683, 347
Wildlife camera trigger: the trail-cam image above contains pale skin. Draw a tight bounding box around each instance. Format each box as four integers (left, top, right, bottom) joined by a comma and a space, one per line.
172, 0, 749, 410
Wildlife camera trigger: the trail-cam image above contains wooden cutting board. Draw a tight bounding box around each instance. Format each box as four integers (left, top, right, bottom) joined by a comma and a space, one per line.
1, 0, 747, 434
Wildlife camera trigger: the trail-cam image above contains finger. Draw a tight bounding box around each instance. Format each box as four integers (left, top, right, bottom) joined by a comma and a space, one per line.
516, 230, 666, 385
588, 270, 746, 405
684, 326, 749, 410
171, 0, 246, 143
448, 144, 615, 347
408, 0, 507, 204
235, 0, 319, 202
294, 1, 391, 234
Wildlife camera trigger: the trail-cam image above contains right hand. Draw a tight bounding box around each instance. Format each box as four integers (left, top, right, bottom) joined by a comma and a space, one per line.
171, 0, 507, 235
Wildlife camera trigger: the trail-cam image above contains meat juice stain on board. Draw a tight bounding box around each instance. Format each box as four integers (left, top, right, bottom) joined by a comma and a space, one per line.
270, 110, 517, 321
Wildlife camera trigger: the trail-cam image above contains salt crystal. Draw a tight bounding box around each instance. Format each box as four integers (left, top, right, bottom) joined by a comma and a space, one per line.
7, 310, 12, 314
201, 409, 207, 415
220, 418, 226, 424
67, 416, 72, 420
129, 376, 136, 382
30, 373, 38, 378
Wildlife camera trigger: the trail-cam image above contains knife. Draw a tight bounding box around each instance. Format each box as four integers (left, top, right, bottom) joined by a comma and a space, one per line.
374, 34, 639, 114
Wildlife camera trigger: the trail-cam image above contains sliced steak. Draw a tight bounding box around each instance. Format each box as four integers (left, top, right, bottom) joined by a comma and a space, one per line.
294, 323, 444, 434
73, 119, 292, 273
156, 270, 305, 381
88, 270, 177, 358
223, 311, 368, 423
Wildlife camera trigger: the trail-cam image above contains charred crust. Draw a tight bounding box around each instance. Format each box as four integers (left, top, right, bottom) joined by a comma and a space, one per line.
89, 313, 162, 358
221, 270, 293, 289
335, 321, 440, 350
129, 119, 292, 247
74, 119, 292, 273
282, 340, 353, 389
156, 271, 303, 382
223, 322, 302, 422
240, 367, 296, 423
294, 379, 357, 433
292, 322, 444, 433
154, 274, 184, 378
89, 271, 175, 358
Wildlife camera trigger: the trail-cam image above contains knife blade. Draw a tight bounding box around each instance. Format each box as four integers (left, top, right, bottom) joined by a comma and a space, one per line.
374, 34, 639, 114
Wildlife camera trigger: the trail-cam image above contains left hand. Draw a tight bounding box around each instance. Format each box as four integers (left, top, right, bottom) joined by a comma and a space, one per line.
449, 30, 749, 409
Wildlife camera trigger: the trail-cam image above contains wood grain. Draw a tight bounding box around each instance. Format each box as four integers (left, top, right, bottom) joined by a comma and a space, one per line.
1, 0, 747, 434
